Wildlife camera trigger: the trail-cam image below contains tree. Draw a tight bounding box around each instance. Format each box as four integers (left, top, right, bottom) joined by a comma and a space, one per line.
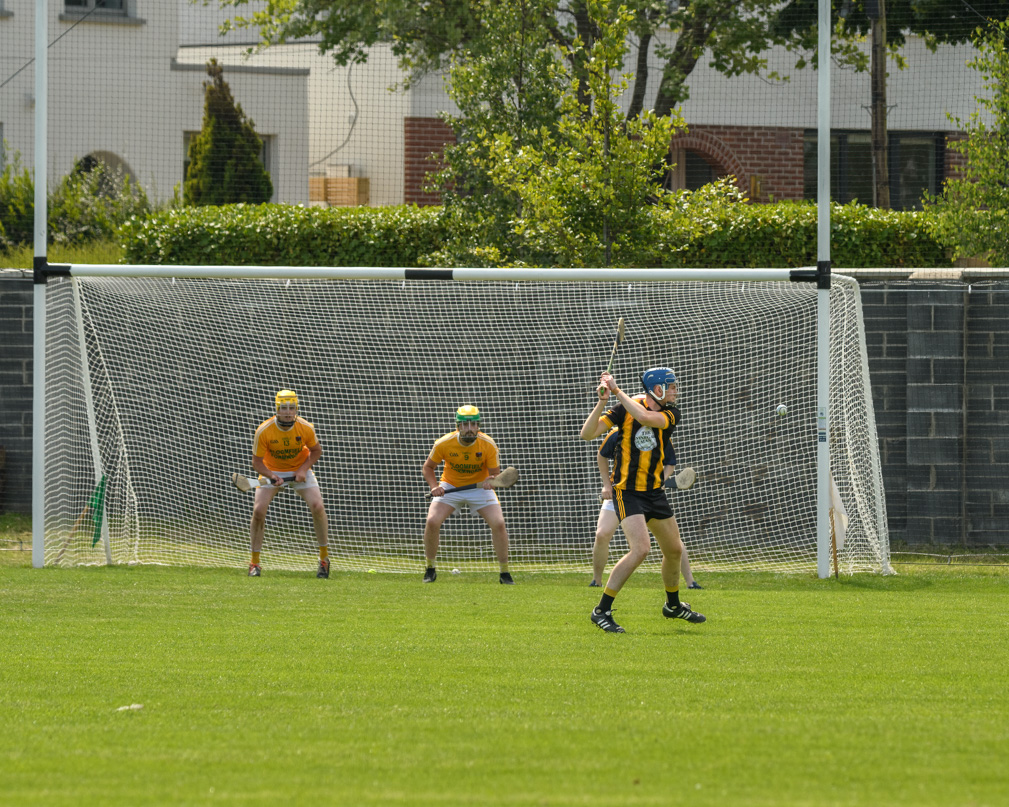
474, 1, 687, 267
211, 0, 1009, 119
430, 0, 568, 267
209, 0, 807, 119
184, 59, 273, 206
925, 18, 1009, 266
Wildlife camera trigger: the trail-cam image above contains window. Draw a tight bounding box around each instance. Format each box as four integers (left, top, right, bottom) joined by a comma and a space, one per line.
65, 1, 125, 12
665, 148, 721, 192
259, 135, 277, 202
804, 130, 944, 211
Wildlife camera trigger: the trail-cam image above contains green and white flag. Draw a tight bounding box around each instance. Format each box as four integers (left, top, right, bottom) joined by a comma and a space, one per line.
89, 475, 107, 548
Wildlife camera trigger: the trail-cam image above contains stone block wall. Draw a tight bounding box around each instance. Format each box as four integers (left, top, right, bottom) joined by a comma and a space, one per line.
0, 272, 34, 514
860, 279, 1009, 546
3, 270, 1007, 547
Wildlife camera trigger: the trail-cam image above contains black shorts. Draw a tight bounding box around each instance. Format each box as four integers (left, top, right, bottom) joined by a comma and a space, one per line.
613, 487, 673, 522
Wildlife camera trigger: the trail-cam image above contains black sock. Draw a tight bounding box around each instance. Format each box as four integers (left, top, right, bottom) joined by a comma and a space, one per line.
597, 593, 615, 613
666, 589, 680, 608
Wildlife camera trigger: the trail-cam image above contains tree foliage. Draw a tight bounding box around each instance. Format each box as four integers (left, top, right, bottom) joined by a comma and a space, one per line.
774, 0, 1009, 54
209, 0, 817, 118
184, 59, 273, 206
426, 0, 697, 267
1, 145, 149, 249
924, 17, 1009, 265
430, 0, 568, 267
211, 0, 1009, 116
482, 1, 688, 267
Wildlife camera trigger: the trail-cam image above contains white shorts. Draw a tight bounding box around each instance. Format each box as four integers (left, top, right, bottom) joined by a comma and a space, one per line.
433, 485, 500, 512
258, 469, 319, 490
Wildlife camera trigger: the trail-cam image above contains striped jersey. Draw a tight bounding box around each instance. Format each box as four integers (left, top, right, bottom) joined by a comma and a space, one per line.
599, 425, 676, 468
253, 416, 318, 472
600, 394, 681, 491
428, 431, 500, 488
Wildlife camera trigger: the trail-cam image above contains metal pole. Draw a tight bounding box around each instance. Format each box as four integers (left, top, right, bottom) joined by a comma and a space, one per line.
31, 0, 49, 569
817, 0, 833, 578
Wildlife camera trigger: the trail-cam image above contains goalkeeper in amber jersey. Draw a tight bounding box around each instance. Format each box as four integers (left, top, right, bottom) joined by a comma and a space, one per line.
579, 367, 706, 633
421, 405, 513, 586
246, 389, 330, 579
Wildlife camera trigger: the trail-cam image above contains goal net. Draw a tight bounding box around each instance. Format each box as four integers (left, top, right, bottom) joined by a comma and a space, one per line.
43, 272, 889, 574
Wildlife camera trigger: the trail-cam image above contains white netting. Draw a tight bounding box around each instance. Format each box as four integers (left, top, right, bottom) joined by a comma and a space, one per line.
44, 274, 888, 574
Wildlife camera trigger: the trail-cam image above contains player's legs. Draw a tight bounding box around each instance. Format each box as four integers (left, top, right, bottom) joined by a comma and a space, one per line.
295, 486, 329, 548
652, 515, 706, 622
296, 485, 330, 576
649, 514, 683, 592
592, 506, 619, 585
424, 500, 455, 567
602, 513, 651, 593
476, 503, 510, 570
680, 542, 697, 587
249, 484, 282, 574
250, 484, 283, 552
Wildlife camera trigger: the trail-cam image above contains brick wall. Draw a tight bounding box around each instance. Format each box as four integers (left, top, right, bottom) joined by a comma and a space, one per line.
670, 125, 807, 202
402, 118, 967, 208
0, 272, 34, 514
4, 274, 1007, 545
403, 117, 455, 206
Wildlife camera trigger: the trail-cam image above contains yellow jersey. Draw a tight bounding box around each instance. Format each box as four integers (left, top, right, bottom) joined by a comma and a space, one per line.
428, 431, 500, 488
253, 416, 318, 472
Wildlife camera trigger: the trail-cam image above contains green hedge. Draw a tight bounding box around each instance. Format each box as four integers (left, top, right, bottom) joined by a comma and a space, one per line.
655, 201, 949, 269
120, 204, 448, 267
119, 200, 951, 269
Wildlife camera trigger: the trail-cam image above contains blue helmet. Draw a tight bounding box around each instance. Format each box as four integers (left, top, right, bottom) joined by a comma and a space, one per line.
642, 367, 677, 401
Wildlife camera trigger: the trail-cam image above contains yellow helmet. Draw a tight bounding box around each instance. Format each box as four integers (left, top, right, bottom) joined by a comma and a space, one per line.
275, 389, 299, 410
456, 405, 481, 422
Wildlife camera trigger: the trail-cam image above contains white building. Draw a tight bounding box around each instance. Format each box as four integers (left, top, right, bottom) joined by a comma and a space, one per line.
0, 0, 309, 204
1, 1, 988, 210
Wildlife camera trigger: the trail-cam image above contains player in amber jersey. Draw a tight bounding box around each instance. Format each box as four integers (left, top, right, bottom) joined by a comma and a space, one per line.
421, 405, 513, 585
580, 368, 705, 632
246, 390, 330, 579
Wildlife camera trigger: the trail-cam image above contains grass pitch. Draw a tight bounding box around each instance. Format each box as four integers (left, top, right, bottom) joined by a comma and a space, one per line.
1, 552, 1007, 806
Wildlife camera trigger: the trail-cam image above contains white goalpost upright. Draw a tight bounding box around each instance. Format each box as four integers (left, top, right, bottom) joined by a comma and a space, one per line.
816, 0, 833, 579
31, 0, 49, 570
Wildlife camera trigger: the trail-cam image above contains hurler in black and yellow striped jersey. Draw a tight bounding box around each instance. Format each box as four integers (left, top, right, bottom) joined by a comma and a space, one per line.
600, 393, 681, 492
582, 366, 706, 632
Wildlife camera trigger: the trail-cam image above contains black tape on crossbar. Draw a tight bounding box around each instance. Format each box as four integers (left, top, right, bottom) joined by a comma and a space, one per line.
404, 268, 454, 280
817, 260, 831, 289
33, 259, 71, 283
788, 269, 818, 283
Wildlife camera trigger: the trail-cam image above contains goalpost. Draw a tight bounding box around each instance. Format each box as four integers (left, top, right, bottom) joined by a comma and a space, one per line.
28, 0, 892, 575
36, 264, 890, 575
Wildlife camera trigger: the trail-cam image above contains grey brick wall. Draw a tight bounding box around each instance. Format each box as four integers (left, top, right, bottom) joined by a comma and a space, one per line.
3, 271, 1008, 547
0, 271, 34, 514
860, 279, 1009, 547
